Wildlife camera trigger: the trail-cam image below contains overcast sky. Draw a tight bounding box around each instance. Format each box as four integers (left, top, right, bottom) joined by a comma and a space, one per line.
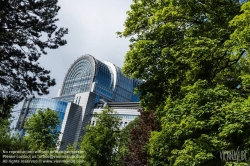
12, 0, 133, 126
41, 0, 132, 98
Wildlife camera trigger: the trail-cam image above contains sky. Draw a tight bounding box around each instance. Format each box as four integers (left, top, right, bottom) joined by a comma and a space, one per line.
11, 0, 133, 126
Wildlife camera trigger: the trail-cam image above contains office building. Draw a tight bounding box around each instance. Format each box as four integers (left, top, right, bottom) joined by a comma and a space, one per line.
15, 55, 141, 150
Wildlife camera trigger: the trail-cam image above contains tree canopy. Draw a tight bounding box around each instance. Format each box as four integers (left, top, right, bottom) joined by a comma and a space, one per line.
119, 0, 250, 108
0, 0, 68, 118
23, 108, 60, 150
119, 109, 159, 166
149, 81, 250, 165
0, 117, 29, 165
118, 0, 250, 165
79, 108, 121, 166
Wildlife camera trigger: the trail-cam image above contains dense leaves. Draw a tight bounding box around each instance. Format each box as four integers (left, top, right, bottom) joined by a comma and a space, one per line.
23, 108, 60, 150
120, 109, 159, 166
79, 108, 121, 166
149, 81, 250, 165
119, 0, 250, 165
116, 117, 139, 164
0, 0, 68, 118
0, 117, 29, 165
119, 0, 250, 109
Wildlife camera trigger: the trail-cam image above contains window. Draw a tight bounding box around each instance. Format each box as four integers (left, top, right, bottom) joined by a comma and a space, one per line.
120, 122, 123, 127
61, 59, 93, 96
78, 96, 81, 104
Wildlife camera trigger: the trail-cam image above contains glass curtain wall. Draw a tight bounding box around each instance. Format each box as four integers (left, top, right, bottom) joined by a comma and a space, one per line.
24, 98, 68, 132
61, 59, 93, 96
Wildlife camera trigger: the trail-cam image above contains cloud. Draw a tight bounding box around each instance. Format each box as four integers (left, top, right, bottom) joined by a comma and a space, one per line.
39, 0, 132, 97
12, 0, 132, 126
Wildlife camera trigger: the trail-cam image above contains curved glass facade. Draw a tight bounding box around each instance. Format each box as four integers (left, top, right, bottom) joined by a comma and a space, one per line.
61, 58, 94, 96
92, 60, 114, 100
21, 98, 68, 132
58, 55, 140, 103
94, 61, 113, 90
16, 54, 141, 150
112, 67, 140, 102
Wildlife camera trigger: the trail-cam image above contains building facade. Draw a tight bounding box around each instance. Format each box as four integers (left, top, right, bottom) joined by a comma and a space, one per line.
55, 55, 140, 103
15, 97, 69, 138
15, 55, 141, 150
91, 102, 141, 129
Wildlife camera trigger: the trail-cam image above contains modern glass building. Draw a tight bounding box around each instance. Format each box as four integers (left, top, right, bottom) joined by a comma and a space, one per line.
55, 55, 140, 103
15, 97, 68, 138
15, 54, 141, 150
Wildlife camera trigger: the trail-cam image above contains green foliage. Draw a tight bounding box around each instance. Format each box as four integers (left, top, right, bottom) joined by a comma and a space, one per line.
79, 108, 121, 166
148, 81, 250, 165
0, 117, 29, 165
119, 109, 159, 166
116, 117, 139, 164
56, 143, 84, 166
0, 0, 68, 117
119, 0, 250, 165
0, 98, 14, 119
23, 108, 60, 151
119, 0, 250, 109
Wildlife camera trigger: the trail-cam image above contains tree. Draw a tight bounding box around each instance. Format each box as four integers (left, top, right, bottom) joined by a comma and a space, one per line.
0, 98, 13, 121
116, 117, 139, 164
0, 0, 68, 118
79, 108, 121, 166
119, 0, 250, 165
23, 108, 60, 150
0, 116, 29, 165
118, 0, 249, 109
148, 81, 250, 165
119, 109, 159, 166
